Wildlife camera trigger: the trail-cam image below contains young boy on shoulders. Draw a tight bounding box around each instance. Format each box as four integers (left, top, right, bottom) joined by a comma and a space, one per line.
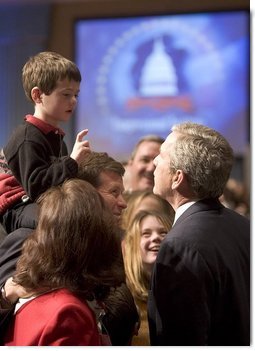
0, 51, 90, 233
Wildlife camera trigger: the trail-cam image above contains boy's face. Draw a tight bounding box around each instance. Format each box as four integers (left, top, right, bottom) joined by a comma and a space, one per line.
36, 78, 80, 126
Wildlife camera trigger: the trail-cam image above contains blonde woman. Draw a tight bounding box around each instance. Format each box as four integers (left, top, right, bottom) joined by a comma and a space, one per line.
122, 209, 173, 345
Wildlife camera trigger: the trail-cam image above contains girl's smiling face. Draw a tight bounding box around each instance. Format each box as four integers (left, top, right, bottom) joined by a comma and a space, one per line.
139, 214, 168, 274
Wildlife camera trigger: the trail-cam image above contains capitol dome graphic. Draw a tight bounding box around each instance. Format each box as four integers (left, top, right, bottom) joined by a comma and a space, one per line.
139, 37, 178, 97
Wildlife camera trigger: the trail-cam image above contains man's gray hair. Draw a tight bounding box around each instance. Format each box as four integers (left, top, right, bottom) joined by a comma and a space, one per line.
169, 122, 234, 199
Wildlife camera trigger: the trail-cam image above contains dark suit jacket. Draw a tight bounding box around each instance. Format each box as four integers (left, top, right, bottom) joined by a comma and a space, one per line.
148, 198, 250, 346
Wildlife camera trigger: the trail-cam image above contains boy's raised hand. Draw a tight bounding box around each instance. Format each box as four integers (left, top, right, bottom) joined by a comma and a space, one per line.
70, 129, 91, 164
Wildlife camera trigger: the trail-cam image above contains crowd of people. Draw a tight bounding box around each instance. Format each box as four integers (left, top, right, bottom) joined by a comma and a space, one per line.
0, 51, 250, 346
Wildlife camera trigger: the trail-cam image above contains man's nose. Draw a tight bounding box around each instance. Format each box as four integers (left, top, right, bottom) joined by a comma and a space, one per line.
146, 160, 156, 172
118, 195, 127, 209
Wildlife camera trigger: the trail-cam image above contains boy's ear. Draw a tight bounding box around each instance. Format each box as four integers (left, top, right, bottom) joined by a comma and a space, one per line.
31, 87, 42, 103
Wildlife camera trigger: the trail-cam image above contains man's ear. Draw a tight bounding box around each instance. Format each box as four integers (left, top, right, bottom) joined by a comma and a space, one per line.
31, 87, 42, 103
171, 169, 184, 190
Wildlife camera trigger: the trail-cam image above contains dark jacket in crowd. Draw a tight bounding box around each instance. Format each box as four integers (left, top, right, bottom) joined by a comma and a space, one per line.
148, 198, 250, 346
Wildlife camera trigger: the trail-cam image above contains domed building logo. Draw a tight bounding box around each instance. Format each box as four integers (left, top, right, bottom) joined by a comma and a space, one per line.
76, 13, 249, 159
139, 37, 178, 97
95, 17, 222, 132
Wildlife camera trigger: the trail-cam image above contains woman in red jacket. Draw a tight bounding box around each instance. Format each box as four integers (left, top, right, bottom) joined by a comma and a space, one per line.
3, 178, 124, 346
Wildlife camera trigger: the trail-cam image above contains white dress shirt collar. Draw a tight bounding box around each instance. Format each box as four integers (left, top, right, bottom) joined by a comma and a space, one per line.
173, 201, 197, 226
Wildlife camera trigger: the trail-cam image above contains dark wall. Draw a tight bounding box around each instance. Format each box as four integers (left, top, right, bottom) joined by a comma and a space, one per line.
49, 0, 249, 59
0, 4, 51, 147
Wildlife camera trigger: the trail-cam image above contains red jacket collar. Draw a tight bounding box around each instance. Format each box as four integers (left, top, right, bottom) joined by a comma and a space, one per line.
25, 115, 65, 136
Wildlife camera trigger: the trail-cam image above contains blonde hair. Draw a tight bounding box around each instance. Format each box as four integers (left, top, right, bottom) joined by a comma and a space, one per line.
123, 210, 173, 302
121, 190, 174, 231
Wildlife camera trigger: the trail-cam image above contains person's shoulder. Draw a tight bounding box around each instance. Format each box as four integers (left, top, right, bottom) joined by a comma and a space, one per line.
33, 289, 93, 317
223, 205, 250, 222
5, 122, 27, 140
159, 218, 207, 256
23, 289, 99, 345
48, 288, 83, 305
32, 289, 73, 305
5, 121, 40, 143
3, 122, 44, 156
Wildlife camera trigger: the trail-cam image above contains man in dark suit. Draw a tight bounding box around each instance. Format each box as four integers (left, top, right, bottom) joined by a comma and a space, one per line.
148, 122, 250, 346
